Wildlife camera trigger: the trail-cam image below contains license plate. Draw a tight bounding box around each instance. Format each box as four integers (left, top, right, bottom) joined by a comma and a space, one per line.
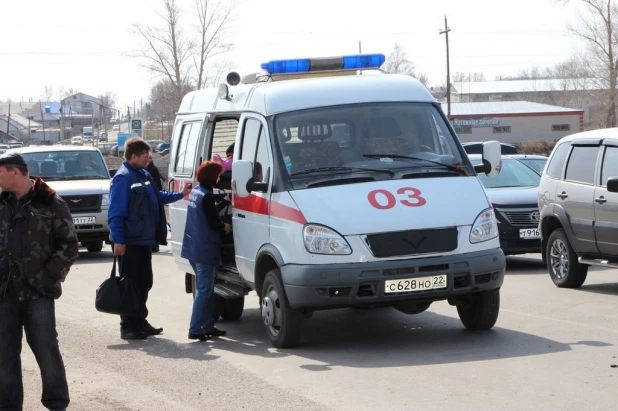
73, 216, 95, 225
384, 275, 447, 294
519, 228, 540, 239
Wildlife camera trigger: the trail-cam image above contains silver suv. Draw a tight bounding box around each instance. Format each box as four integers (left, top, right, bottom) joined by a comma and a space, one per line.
538, 128, 618, 287
8, 146, 111, 252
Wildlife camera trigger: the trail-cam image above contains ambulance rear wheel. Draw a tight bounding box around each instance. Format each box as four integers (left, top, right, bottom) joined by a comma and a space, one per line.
261, 269, 303, 348
221, 297, 244, 321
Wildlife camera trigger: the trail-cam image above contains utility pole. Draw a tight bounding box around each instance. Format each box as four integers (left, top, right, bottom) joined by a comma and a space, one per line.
6, 103, 10, 136
39, 101, 47, 143
439, 16, 452, 120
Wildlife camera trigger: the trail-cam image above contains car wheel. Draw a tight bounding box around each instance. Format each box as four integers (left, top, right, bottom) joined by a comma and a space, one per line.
85, 241, 103, 252
261, 269, 303, 348
456, 290, 500, 330
547, 228, 588, 288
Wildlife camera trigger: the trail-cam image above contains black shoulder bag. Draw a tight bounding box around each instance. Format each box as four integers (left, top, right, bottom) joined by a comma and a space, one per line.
95, 256, 145, 317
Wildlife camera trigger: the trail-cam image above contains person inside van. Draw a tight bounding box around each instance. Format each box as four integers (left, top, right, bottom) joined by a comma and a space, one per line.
181, 160, 231, 341
212, 143, 234, 172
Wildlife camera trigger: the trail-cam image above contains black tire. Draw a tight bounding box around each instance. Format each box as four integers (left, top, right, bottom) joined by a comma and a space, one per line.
546, 228, 588, 288
393, 301, 431, 315
457, 290, 500, 330
261, 269, 303, 348
220, 297, 244, 321
85, 241, 103, 252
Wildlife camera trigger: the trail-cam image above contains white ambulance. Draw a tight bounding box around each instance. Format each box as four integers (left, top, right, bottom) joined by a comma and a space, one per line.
168, 54, 506, 347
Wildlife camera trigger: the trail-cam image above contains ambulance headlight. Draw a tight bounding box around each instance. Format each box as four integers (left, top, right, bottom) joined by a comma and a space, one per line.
303, 224, 352, 255
469, 208, 499, 244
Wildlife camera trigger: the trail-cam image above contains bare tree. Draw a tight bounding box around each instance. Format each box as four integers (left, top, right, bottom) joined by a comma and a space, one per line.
131, 0, 195, 110
41, 85, 54, 101
194, 0, 234, 89
384, 43, 428, 85
131, 0, 235, 110
560, 0, 618, 127
97, 92, 116, 123
452, 72, 487, 82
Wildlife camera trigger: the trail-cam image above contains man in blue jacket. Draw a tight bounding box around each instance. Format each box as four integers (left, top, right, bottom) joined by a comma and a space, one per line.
108, 137, 192, 340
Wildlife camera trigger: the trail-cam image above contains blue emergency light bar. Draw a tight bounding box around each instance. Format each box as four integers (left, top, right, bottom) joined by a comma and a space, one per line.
260, 53, 386, 75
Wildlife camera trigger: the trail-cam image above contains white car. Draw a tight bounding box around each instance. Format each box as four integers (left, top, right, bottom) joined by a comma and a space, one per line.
71, 136, 83, 146
7, 145, 112, 253
112, 125, 120, 131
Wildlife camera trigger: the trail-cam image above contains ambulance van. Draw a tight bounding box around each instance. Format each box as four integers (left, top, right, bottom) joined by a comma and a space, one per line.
169, 54, 506, 347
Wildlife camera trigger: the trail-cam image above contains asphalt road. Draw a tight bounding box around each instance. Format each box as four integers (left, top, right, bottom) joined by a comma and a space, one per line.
21, 247, 618, 410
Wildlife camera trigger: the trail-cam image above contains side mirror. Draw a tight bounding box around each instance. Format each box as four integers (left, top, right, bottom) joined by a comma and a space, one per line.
607, 176, 618, 193
232, 160, 253, 198
109, 168, 117, 177
473, 141, 502, 177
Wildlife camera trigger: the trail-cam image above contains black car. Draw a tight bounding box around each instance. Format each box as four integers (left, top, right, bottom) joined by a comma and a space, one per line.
472, 154, 542, 255
463, 142, 518, 155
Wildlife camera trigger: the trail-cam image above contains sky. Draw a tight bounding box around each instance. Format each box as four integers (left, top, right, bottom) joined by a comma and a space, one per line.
0, 0, 586, 111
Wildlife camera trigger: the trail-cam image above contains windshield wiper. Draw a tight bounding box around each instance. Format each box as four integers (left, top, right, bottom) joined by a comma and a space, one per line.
363, 154, 468, 174
292, 166, 394, 177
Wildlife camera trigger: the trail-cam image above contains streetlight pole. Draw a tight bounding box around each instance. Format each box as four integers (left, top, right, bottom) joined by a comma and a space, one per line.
439, 16, 452, 120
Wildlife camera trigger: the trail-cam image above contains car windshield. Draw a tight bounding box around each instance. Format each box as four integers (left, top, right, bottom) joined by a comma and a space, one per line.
516, 158, 547, 175
22, 151, 109, 180
273, 103, 464, 187
477, 158, 540, 188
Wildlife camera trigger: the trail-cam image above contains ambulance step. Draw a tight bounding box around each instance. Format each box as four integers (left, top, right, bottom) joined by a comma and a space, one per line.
214, 283, 245, 299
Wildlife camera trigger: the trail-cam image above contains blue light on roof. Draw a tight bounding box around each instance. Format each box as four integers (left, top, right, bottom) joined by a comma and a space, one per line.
260, 53, 386, 75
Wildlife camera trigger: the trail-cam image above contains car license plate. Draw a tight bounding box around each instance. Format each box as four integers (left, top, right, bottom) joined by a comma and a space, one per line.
384, 275, 447, 294
73, 216, 95, 225
519, 228, 540, 239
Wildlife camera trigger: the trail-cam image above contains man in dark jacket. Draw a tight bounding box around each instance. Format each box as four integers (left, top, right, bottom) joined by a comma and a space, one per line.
0, 152, 79, 411
145, 154, 164, 252
107, 137, 192, 340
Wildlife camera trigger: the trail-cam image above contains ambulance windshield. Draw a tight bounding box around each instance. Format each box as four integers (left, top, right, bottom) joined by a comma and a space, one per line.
274, 102, 465, 184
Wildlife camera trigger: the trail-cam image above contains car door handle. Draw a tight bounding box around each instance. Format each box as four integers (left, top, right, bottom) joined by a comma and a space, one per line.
557, 192, 568, 200
236, 213, 246, 218
595, 196, 607, 204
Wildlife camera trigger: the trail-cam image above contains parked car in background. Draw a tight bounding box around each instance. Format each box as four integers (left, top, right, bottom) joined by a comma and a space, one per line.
7, 146, 112, 253
155, 142, 170, 155
472, 154, 542, 255
9, 143, 23, 149
539, 128, 618, 288
511, 154, 548, 175
463, 142, 518, 155
99, 131, 108, 142
0, 144, 10, 154
146, 140, 165, 150
71, 136, 83, 145
112, 124, 120, 131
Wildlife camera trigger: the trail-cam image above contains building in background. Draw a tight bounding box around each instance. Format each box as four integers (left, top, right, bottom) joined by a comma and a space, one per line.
444, 101, 584, 143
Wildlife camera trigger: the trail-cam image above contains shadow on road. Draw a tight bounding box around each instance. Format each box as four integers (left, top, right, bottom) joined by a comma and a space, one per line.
106, 337, 223, 361
206, 306, 611, 370
577, 282, 618, 296
505, 255, 546, 274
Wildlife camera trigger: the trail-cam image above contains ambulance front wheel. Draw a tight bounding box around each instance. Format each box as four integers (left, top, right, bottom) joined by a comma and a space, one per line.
261, 269, 303, 348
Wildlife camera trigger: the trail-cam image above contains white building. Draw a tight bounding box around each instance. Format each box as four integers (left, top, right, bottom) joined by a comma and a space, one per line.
442, 101, 584, 143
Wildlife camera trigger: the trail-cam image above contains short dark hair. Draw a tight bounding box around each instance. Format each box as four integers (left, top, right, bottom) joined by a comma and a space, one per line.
226, 143, 235, 156
124, 137, 151, 160
196, 160, 223, 186
4, 164, 28, 175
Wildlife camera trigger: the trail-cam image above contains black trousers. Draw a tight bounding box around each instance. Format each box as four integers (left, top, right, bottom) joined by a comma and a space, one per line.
0, 295, 70, 410
118, 245, 153, 332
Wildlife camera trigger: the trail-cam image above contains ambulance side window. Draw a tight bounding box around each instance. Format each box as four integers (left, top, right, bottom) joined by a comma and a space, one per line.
240, 118, 269, 184
209, 119, 239, 159
174, 121, 201, 175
